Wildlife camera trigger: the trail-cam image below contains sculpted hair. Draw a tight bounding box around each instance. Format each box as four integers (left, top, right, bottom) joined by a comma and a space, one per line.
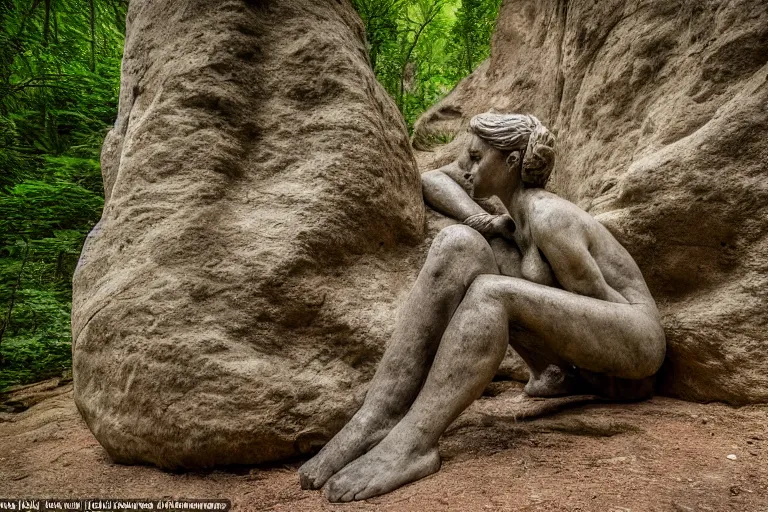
469, 113, 556, 188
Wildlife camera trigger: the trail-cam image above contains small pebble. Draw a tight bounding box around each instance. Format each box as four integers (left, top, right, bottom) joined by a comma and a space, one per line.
727, 454, 738, 460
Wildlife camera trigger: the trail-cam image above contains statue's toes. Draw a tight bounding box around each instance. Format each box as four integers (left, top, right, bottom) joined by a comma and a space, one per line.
298, 466, 313, 490
338, 489, 357, 503
298, 459, 324, 490
354, 481, 384, 501
327, 475, 369, 503
325, 466, 364, 502
324, 474, 346, 502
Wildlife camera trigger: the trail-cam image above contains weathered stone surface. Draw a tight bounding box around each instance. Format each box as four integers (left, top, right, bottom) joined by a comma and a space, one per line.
414, 0, 768, 404
72, 0, 426, 468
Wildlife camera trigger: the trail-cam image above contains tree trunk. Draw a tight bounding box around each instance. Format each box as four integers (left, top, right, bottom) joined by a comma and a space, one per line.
43, 0, 51, 46
89, 0, 96, 72
0, 241, 30, 354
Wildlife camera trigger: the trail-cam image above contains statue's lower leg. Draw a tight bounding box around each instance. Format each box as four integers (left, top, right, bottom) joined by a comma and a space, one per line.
299, 226, 498, 490
324, 282, 509, 502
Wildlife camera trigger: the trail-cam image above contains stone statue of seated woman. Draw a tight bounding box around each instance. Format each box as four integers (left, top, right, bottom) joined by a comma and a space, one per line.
298, 112, 666, 502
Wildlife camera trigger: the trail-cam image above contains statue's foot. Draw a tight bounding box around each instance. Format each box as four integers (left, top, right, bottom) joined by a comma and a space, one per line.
524, 364, 582, 397
299, 449, 341, 491
298, 414, 389, 490
324, 436, 440, 502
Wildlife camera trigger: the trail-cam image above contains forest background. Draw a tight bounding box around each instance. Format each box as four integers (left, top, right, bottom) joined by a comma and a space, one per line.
0, 0, 501, 391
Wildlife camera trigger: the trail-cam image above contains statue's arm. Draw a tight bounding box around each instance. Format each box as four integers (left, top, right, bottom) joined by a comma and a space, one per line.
421, 163, 486, 221
422, 163, 516, 241
538, 220, 628, 303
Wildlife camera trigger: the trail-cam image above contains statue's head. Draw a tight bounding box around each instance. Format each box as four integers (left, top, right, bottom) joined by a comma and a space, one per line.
468, 113, 556, 189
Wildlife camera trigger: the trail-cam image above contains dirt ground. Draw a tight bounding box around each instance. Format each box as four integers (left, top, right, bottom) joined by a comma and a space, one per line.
1, 378, 766, 511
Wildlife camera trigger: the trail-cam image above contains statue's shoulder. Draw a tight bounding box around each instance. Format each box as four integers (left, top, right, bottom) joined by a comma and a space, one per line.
527, 190, 592, 237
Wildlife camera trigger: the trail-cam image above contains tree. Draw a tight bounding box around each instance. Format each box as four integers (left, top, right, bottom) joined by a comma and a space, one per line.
352, 0, 405, 72
448, 0, 501, 78
0, 0, 125, 390
395, 0, 447, 109
351, 0, 502, 131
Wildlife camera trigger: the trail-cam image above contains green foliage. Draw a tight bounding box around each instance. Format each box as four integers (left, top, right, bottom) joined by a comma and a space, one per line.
352, 0, 502, 130
0, 0, 125, 390
447, 0, 502, 79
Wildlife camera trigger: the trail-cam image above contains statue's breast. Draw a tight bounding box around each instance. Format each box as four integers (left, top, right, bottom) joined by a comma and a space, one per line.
520, 243, 555, 287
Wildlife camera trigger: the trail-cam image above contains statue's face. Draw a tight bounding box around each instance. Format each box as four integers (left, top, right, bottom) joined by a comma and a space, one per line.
462, 133, 511, 198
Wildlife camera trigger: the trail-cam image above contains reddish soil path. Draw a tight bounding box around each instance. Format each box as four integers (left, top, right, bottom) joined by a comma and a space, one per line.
1, 379, 766, 511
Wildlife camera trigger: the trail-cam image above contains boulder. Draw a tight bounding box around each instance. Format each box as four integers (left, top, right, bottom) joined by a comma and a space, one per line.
414, 0, 768, 404
72, 0, 425, 468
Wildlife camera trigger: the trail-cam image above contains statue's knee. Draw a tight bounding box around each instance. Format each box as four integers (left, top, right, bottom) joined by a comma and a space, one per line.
464, 275, 504, 307
637, 328, 666, 378
621, 325, 666, 379
429, 225, 494, 271
433, 225, 486, 253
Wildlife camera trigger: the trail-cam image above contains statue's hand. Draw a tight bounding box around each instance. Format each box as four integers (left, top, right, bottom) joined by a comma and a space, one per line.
491, 214, 517, 241
463, 213, 516, 242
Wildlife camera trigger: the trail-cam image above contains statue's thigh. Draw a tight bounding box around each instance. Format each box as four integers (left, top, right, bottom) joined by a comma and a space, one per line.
475, 275, 664, 379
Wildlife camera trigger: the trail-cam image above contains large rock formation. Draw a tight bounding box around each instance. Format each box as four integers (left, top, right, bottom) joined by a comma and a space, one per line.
71, 0, 426, 468
414, 0, 768, 404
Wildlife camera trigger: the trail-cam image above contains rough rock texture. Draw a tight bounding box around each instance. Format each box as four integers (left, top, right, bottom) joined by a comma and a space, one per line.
414, 0, 768, 404
72, 0, 426, 468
